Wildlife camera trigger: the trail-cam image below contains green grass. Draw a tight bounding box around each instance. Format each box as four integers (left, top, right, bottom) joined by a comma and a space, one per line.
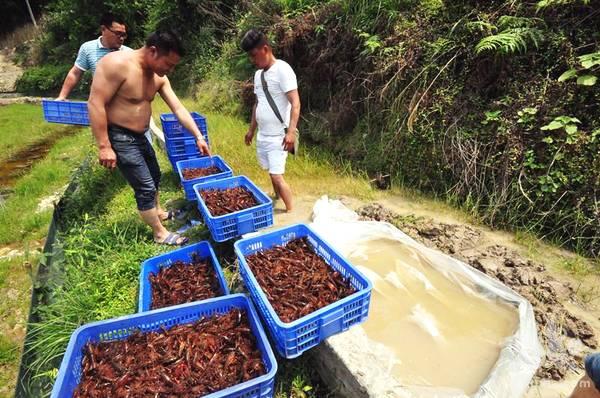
153, 98, 375, 201
0, 104, 78, 163
0, 129, 91, 245
0, 103, 91, 396
22, 98, 379, 396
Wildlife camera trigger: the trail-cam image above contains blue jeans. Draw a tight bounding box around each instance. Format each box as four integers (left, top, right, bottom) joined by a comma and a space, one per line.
108, 124, 161, 211
585, 353, 600, 390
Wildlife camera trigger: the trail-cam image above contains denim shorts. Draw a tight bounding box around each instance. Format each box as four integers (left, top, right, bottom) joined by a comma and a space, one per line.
108, 124, 161, 211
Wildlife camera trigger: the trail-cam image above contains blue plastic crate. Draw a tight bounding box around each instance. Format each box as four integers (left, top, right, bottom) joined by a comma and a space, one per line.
138, 240, 230, 312
176, 156, 234, 201
168, 153, 199, 171
165, 136, 210, 160
194, 176, 273, 242
42, 99, 89, 125
51, 294, 277, 398
160, 112, 208, 140
234, 223, 372, 358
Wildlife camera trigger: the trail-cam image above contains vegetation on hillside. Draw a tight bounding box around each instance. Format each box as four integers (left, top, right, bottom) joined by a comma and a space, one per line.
15, 0, 600, 256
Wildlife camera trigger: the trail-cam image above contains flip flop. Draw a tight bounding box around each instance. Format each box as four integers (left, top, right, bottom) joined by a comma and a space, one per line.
156, 232, 189, 246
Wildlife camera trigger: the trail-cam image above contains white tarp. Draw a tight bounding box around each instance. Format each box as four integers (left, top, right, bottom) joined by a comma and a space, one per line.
310, 196, 542, 398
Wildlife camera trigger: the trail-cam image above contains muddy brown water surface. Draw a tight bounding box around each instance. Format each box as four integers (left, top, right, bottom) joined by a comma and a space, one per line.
346, 238, 519, 394
73, 309, 266, 397
357, 203, 598, 385
149, 256, 223, 310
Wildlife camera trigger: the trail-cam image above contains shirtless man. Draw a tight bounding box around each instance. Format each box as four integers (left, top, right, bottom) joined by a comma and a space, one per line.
88, 30, 210, 246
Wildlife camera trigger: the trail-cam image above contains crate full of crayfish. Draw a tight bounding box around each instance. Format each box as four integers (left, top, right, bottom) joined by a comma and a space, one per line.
234, 223, 372, 358
138, 240, 230, 312
194, 176, 273, 242
51, 294, 278, 398
176, 156, 234, 201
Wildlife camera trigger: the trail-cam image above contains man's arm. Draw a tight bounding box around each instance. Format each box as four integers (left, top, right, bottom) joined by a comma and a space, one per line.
87, 56, 125, 169
283, 89, 301, 151
159, 77, 210, 156
245, 100, 258, 146
57, 66, 84, 100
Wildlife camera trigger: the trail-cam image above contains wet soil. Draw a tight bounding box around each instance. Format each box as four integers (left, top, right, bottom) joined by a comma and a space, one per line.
149, 256, 223, 310
0, 127, 77, 190
245, 237, 356, 323
73, 309, 266, 397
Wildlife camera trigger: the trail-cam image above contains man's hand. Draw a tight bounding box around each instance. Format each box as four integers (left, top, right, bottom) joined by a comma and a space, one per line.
99, 146, 117, 169
196, 138, 211, 156
283, 130, 296, 152
55, 96, 66, 101
245, 130, 255, 146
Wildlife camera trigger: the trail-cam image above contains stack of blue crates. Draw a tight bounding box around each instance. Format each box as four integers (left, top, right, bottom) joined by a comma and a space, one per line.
160, 112, 209, 171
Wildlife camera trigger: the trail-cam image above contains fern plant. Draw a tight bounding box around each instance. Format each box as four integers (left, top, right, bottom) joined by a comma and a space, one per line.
475, 27, 543, 55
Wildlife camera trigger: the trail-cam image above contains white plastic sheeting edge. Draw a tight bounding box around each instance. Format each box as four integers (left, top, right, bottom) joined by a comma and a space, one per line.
310, 196, 543, 398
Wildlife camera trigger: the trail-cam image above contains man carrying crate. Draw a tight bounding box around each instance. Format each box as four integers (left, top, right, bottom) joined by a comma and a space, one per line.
88, 30, 210, 246
241, 29, 300, 213
57, 12, 130, 100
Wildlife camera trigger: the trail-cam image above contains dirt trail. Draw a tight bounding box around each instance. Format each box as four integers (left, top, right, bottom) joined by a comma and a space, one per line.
272, 194, 599, 397
0, 51, 23, 93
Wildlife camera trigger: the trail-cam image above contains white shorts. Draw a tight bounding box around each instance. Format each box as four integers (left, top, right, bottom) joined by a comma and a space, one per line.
257, 134, 288, 175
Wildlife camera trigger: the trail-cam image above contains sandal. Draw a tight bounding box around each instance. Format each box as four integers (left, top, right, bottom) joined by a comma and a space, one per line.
160, 209, 183, 221
156, 232, 189, 246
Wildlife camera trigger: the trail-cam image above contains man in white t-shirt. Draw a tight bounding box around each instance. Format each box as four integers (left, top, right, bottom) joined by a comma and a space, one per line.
241, 29, 300, 212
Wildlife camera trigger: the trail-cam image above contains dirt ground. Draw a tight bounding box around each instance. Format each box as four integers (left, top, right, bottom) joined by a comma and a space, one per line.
273, 194, 599, 397
0, 51, 22, 94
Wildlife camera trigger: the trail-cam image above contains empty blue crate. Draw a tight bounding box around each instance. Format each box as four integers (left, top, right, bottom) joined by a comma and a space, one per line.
138, 240, 230, 312
176, 156, 234, 201
42, 99, 89, 125
160, 112, 208, 140
51, 294, 277, 398
194, 176, 273, 242
165, 137, 209, 160
234, 223, 373, 358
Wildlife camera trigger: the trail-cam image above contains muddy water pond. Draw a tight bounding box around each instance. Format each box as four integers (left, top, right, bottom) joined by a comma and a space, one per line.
347, 238, 519, 394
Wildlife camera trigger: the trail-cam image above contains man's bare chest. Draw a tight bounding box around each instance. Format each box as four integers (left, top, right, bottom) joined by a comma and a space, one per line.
118, 74, 160, 103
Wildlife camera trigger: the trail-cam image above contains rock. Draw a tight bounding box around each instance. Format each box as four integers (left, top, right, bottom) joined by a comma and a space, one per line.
474, 257, 501, 275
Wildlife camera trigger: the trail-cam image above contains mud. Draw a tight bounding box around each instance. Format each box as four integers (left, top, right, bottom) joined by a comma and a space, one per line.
357, 203, 597, 382
0, 127, 77, 190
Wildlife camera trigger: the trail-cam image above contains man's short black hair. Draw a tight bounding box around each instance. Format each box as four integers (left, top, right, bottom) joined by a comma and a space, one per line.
100, 12, 126, 28
241, 29, 269, 52
145, 30, 186, 57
